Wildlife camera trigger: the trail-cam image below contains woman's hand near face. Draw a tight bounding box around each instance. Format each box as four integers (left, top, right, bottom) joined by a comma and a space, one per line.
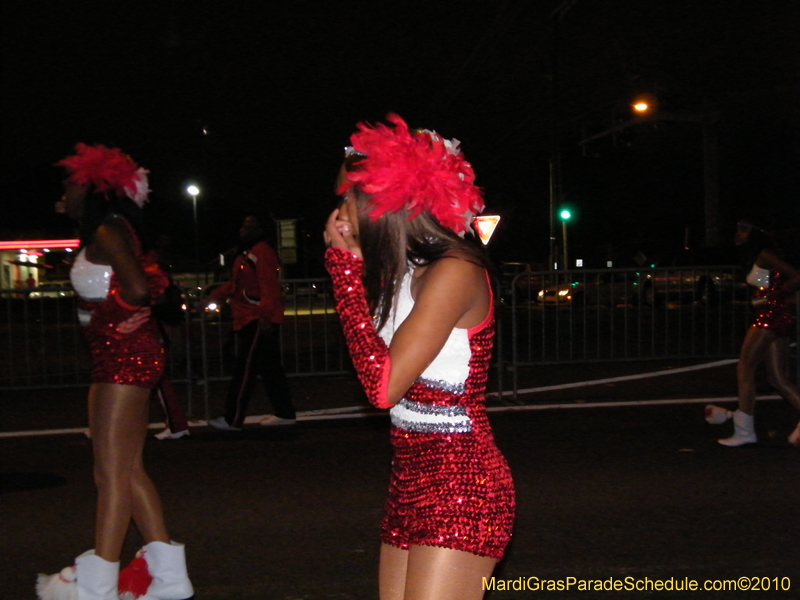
324, 207, 363, 260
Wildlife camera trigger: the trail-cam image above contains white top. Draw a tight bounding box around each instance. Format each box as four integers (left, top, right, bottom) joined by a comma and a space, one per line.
70, 248, 112, 302
746, 264, 769, 289
378, 269, 471, 388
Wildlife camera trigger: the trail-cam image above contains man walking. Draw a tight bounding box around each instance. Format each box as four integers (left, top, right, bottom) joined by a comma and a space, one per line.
206, 215, 296, 430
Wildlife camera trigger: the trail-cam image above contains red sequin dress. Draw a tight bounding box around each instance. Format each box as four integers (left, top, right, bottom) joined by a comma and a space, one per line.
71, 218, 167, 388
747, 264, 793, 337
326, 248, 514, 560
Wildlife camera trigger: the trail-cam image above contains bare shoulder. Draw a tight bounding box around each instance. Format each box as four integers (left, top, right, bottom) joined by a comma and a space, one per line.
417, 254, 486, 291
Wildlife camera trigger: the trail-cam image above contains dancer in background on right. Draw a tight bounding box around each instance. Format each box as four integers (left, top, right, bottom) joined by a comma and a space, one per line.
706, 218, 800, 446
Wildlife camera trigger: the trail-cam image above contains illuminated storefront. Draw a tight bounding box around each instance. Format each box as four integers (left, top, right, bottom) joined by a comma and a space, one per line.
0, 239, 79, 289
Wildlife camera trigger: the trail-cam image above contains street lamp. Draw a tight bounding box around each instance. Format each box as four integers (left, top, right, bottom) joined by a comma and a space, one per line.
186, 185, 200, 282
560, 208, 571, 270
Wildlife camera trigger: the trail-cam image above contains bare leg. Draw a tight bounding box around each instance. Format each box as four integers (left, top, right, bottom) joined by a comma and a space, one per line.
90, 383, 169, 562
736, 327, 777, 415
763, 336, 800, 412
379, 544, 409, 600
382, 544, 496, 600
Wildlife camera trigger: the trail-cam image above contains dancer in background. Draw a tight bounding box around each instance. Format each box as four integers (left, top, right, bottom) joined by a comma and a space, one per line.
706, 218, 800, 446
324, 115, 514, 600
37, 144, 193, 600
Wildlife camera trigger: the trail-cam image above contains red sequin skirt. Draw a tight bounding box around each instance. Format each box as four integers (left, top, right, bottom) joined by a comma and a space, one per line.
381, 416, 515, 560
83, 322, 164, 388
753, 299, 793, 337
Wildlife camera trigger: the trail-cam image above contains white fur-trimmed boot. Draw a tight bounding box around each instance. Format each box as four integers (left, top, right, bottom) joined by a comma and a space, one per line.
37, 549, 120, 600
138, 541, 193, 600
718, 410, 757, 446
704, 404, 733, 425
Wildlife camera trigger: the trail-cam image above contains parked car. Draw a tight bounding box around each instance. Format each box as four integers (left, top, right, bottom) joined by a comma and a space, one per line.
571, 271, 649, 307
644, 248, 745, 306
184, 283, 228, 317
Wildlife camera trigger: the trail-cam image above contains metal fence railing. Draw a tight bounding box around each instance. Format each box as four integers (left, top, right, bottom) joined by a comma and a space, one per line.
0, 280, 349, 385
2, 268, 798, 406
497, 266, 798, 398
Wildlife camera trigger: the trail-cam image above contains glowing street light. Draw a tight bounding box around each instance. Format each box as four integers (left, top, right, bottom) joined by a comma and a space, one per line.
186, 185, 201, 278
560, 208, 571, 270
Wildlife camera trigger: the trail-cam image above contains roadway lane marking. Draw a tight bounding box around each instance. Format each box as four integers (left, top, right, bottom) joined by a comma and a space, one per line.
0, 359, 762, 438
487, 358, 738, 397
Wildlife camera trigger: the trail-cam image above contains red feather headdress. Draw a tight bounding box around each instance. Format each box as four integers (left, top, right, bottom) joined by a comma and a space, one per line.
57, 143, 150, 207
338, 114, 484, 236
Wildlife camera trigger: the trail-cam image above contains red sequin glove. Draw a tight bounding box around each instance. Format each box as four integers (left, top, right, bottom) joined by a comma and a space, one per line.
325, 247, 392, 409
89, 289, 143, 339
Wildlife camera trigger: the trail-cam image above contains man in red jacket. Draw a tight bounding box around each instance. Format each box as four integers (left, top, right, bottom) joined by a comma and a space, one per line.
206, 215, 296, 430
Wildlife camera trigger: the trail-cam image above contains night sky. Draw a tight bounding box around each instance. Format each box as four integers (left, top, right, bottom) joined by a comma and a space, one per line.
3, 0, 798, 275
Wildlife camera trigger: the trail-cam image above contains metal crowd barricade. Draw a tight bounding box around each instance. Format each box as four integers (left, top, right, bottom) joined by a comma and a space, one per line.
0, 280, 351, 419
495, 265, 782, 399
190, 278, 349, 417
2, 272, 798, 403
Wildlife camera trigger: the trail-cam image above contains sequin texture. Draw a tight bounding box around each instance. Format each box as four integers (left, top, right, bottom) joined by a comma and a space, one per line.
382, 317, 514, 560
390, 398, 472, 434
72, 218, 167, 388
325, 248, 392, 408
325, 248, 514, 560
751, 267, 793, 337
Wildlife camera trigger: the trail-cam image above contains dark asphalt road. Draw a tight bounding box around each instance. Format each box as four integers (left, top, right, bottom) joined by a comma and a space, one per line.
2, 362, 800, 599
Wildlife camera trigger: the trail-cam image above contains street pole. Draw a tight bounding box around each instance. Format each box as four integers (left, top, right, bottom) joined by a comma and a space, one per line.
186, 185, 201, 285
578, 109, 720, 248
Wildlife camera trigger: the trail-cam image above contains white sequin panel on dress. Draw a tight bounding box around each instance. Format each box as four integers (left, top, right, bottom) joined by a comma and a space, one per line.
745, 264, 769, 289
378, 269, 471, 388
70, 249, 112, 301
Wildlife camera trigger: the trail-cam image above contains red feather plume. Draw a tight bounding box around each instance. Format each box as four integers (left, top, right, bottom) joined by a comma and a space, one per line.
339, 114, 484, 235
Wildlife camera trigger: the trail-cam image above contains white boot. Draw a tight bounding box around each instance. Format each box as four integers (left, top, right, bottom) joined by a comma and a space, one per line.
37, 550, 120, 600
718, 410, 757, 446
704, 404, 733, 425
139, 541, 193, 600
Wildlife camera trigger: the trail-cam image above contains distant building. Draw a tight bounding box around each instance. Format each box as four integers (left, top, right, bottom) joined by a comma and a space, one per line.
0, 238, 78, 288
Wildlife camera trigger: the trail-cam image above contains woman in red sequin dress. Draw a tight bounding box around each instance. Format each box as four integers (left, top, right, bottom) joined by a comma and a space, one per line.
324, 115, 514, 600
37, 145, 192, 600
707, 218, 800, 447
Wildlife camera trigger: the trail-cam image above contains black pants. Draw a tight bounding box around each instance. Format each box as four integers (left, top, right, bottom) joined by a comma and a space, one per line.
224, 320, 294, 427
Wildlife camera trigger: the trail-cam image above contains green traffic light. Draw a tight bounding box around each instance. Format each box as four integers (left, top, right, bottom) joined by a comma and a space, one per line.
560, 209, 571, 221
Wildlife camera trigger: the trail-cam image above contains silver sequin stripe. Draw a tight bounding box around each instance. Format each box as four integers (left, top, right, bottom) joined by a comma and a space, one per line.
390, 398, 472, 433
417, 377, 466, 395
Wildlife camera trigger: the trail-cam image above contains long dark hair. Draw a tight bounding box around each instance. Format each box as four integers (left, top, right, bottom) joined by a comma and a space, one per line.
343, 157, 492, 331
78, 189, 151, 252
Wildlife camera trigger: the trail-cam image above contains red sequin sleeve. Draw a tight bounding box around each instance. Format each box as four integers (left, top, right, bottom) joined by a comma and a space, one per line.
325, 247, 392, 409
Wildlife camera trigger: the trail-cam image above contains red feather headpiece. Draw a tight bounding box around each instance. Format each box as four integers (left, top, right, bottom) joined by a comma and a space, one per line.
338, 114, 484, 236
57, 143, 150, 207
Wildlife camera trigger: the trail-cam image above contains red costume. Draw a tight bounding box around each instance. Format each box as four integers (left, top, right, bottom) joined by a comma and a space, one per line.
72, 218, 168, 388
326, 248, 514, 560
748, 265, 794, 337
